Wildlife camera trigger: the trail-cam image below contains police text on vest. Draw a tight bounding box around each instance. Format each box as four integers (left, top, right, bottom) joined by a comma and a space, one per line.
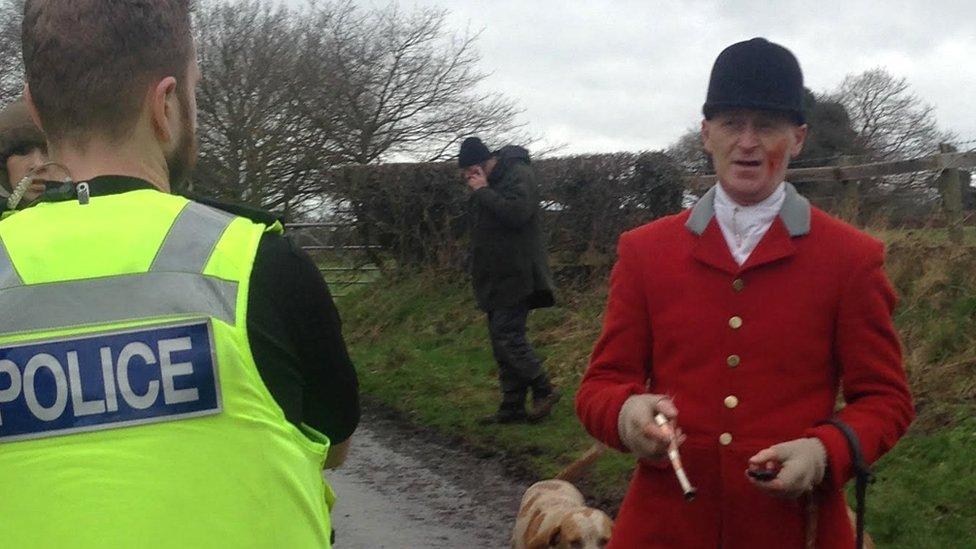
0, 321, 221, 442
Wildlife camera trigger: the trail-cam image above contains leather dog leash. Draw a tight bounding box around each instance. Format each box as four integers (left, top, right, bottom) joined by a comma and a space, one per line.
817, 418, 873, 549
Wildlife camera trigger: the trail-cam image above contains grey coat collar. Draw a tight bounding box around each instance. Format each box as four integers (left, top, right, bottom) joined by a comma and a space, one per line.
685, 182, 811, 237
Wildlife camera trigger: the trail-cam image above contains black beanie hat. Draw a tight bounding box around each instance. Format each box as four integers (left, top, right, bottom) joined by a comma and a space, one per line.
458, 137, 492, 168
702, 37, 805, 124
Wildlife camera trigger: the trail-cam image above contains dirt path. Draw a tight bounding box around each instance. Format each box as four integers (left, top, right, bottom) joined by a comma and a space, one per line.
327, 409, 531, 548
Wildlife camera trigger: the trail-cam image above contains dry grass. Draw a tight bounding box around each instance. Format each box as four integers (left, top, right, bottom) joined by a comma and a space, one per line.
886, 239, 976, 431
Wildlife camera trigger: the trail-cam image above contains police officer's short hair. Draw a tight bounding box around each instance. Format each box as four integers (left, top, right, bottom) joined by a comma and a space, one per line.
21, 0, 195, 144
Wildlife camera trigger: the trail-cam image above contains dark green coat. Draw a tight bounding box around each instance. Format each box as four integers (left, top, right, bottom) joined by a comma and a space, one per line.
468, 146, 555, 312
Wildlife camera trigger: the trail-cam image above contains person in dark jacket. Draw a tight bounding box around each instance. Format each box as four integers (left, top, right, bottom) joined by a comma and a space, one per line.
0, 97, 48, 211
459, 136, 560, 423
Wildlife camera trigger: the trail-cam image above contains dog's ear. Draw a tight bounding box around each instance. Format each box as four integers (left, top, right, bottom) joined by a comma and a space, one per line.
526, 524, 560, 549
548, 527, 562, 547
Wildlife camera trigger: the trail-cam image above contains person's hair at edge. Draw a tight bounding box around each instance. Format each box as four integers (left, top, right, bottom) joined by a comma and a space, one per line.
21, 0, 195, 146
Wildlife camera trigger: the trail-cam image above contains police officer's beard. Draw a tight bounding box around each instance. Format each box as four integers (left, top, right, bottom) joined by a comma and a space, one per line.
165, 96, 198, 188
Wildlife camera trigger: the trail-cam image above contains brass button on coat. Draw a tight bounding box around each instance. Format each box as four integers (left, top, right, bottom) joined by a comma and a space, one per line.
732, 279, 745, 292
724, 395, 739, 409
729, 316, 743, 329
727, 355, 741, 367
719, 432, 733, 445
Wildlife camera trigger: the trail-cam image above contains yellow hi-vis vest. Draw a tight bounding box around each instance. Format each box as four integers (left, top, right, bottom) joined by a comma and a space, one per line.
0, 189, 334, 548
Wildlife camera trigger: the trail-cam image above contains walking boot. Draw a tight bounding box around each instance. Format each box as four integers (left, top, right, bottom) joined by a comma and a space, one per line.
528, 387, 561, 422
479, 392, 528, 425
479, 406, 528, 425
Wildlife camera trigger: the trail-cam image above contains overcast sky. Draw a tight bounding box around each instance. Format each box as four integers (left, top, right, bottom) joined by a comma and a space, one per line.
284, 0, 976, 155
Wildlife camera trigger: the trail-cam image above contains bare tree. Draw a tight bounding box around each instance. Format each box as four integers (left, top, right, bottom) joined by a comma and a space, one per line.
190, 0, 525, 216
834, 68, 954, 161
300, 1, 526, 165
192, 1, 336, 217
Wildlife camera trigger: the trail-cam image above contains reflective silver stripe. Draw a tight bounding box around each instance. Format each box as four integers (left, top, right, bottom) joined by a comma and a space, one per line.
0, 237, 23, 290
0, 272, 237, 337
150, 202, 235, 274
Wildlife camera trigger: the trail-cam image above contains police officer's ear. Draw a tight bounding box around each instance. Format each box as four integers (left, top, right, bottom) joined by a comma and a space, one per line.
22, 84, 45, 135
149, 75, 181, 146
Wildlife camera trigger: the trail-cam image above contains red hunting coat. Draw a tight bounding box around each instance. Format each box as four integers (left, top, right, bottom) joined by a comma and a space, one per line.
576, 184, 914, 549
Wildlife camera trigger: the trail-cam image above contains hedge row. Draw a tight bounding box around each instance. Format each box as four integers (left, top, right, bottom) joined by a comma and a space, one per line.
324, 151, 686, 271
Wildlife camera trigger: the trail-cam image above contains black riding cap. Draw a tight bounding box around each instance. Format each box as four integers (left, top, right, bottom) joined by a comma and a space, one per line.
703, 37, 805, 125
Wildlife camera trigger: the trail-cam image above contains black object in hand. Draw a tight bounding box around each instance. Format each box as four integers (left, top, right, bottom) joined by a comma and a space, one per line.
747, 469, 778, 481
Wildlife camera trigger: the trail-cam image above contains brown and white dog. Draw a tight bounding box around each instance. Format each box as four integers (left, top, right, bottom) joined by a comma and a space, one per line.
512, 444, 613, 549
512, 479, 613, 549
512, 442, 875, 549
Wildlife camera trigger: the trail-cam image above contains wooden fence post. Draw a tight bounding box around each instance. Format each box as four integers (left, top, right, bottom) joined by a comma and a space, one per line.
938, 143, 964, 245
839, 156, 860, 224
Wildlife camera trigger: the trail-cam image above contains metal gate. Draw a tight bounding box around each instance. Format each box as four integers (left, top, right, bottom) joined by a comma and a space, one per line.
284, 222, 381, 297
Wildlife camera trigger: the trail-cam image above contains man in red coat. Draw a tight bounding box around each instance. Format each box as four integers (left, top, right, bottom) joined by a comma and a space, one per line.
575, 38, 914, 548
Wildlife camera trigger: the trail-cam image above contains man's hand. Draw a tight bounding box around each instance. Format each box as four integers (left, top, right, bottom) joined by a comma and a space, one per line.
464, 166, 488, 191
747, 437, 827, 498
617, 394, 682, 460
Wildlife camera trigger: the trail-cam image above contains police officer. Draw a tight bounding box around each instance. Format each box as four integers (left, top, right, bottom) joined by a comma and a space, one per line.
0, 2, 358, 548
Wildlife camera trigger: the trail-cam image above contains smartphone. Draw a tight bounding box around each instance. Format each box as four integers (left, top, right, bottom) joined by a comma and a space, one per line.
747, 469, 778, 481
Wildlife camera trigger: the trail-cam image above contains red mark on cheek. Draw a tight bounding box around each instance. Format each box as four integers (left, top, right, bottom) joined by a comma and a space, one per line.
767, 140, 788, 178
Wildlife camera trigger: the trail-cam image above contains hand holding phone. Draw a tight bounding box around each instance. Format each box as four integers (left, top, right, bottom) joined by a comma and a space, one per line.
747, 460, 782, 482
463, 166, 488, 191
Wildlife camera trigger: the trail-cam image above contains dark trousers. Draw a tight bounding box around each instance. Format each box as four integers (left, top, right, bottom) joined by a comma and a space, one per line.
487, 306, 551, 409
